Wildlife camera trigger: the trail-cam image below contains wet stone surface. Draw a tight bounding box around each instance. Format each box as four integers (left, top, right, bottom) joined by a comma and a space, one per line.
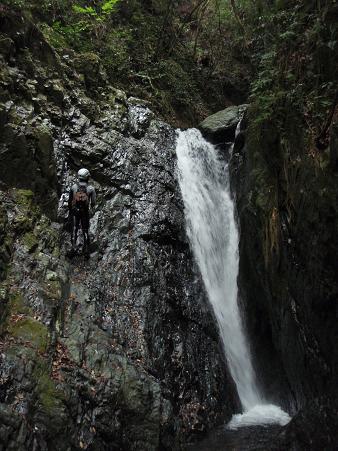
0, 11, 239, 451
187, 424, 290, 451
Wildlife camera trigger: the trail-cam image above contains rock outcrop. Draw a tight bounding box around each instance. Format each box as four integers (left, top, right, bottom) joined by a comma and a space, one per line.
0, 10, 239, 451
198, 105, 248, 145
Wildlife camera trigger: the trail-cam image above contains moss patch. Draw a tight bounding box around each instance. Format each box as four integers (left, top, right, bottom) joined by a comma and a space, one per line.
33, 361, 65, 414
36, 371, 62, 411
15, 189, 35, 209
2, 289, 50, 353
8, 290, 31, 315
12, 189, 39, 234
0, 288, 29, 336
7, 317, 49, 352
22, 231, 39, 253
43, 280, 62, 302
34, 216, 59, 254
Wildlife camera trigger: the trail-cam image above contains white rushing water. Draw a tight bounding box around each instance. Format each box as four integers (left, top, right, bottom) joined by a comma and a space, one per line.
176, 128, 290, 429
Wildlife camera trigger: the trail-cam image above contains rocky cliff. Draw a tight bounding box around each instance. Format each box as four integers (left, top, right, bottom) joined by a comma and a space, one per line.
0, 10, 239, 451
230, 109, 338, 449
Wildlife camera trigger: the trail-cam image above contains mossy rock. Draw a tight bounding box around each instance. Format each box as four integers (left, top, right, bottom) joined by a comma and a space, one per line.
73, 52, 106, 88
5, 342, 37, 361
13, 212, 33, 234
0, 288, 29, 336
39, 23, 68, 50
12, 190, 60, 256
110, 87, 127, 105
22, 231, 39, 253
198, 104, 248, 143
43, 280, 62, 301
74, 52, 100, 72
34, 216, 59, 254
43, 80, 65, 106
9, 290, 31, 315
33, 362, 65, 412
0, 283, 7, 304
14, 189, 35, 208
7, 317, 49, 353
12, 189, 39, 234
0, 201, 8, 240
5, 291, 49, 352
0, 235, 12, 269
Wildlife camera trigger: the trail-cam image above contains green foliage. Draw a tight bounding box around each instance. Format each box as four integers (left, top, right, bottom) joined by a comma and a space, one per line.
236, 1, 338, 139
6, 0, 336, 128
102, 0, 119, 14
72, 0, 119, 18
1, 0, 26, 7
100, 27, 133, 77
50, 20, 90, 49
72, 5, 96, 16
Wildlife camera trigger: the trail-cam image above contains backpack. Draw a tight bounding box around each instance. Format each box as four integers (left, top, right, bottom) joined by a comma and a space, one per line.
72, 184, 89, 213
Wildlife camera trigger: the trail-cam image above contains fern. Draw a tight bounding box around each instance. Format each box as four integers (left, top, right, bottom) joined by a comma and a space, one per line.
73, 5, 97, 16
102, 0, 119, 15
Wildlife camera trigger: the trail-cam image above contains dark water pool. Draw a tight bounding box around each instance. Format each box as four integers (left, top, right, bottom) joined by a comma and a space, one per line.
187, 424, 284, 451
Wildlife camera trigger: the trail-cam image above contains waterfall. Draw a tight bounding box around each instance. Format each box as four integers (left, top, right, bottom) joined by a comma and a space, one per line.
176, 128, 290, 428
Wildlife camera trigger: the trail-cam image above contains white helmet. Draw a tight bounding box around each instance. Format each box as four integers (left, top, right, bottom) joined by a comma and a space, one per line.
78, 168, 90, 181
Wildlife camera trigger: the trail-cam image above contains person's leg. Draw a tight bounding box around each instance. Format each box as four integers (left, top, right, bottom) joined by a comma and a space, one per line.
73, 214, 80, 248
81, 211, 90, 255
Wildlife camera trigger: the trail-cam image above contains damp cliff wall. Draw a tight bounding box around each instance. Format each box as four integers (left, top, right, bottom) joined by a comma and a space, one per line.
229, 109, 338, 449
0, 11, 239, 450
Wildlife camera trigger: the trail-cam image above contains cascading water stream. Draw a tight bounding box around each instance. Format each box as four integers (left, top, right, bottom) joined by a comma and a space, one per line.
176, 128, 290, 429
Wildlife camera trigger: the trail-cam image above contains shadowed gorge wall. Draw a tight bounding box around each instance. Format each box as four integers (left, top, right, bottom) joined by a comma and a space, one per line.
230, 106, 338, 449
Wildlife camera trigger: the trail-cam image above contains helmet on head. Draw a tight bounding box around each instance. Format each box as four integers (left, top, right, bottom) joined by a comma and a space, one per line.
78, 168, 90, 182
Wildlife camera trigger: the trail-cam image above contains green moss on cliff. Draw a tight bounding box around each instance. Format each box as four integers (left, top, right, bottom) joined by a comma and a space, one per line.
8, 290, 30, 315
33, 362, 65, 412
22, 231, 39, 253
7, 317, 49, 352
1, 290, 50, 352
12, 189, 39, 234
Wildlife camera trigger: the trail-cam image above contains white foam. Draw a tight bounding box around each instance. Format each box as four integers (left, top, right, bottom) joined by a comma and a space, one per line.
227, 404, 291, 430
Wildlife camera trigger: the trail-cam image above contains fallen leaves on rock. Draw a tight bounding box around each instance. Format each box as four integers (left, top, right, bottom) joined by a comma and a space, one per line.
10, 313, 25, 323
51, 341, 75, 381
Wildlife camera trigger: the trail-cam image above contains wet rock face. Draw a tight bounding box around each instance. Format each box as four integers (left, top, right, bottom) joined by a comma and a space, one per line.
230, 114, 338, 446
273, 398, 338, 451
0, 11, 239, 451
54, 86, 239, 451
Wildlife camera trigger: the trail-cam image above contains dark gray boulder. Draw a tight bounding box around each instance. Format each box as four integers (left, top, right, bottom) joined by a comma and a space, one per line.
198, 105, 248, 144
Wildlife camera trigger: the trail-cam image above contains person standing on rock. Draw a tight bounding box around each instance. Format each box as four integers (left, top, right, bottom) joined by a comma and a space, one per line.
68, 168, 96, 257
